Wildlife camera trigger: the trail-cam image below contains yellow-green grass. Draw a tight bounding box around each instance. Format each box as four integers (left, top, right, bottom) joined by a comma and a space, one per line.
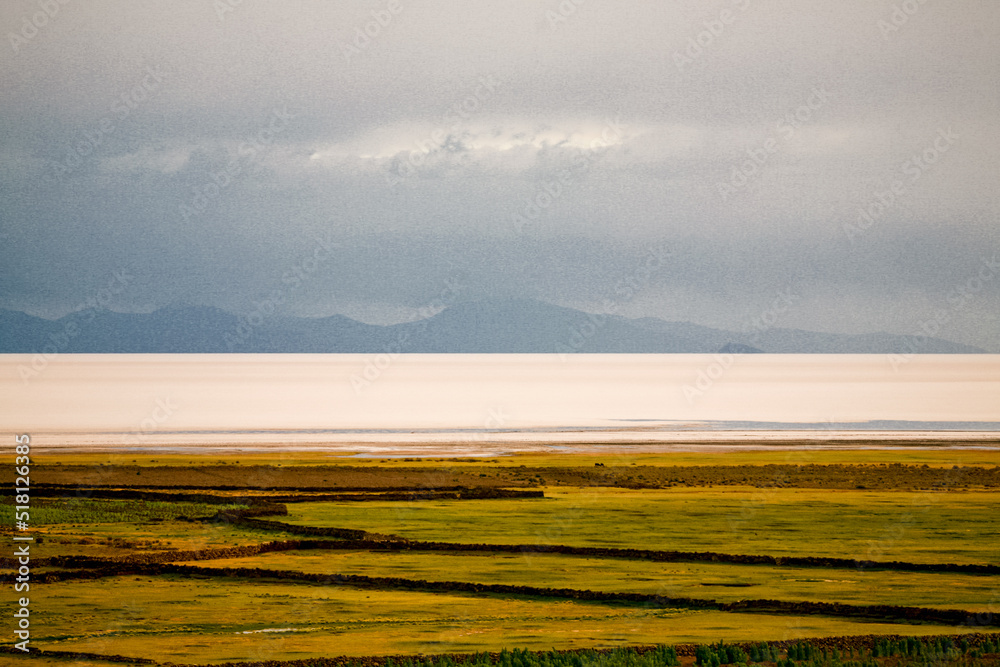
20, 520, 295, 560
187, 549, 1000, 612
0, 497, 277, 559
31, 447, 1000, 469
280, 487, 1000, 565
15, 449, 1000, 666
33, 576, 992, 663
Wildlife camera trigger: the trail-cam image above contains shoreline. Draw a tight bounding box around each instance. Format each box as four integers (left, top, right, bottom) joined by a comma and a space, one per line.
25, 433, 1000, 455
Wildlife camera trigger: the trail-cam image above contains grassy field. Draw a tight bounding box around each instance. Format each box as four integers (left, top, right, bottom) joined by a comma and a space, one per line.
9, 449, 1000, 665
23, 520, 299, 560
187, 550, 1000, 611
279, 487, 1000, 564
15, 497, 242, 524
0, 498, 291, 559
29, 577, 994, 663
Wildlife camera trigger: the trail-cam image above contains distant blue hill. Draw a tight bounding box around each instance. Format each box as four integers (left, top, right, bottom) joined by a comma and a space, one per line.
0, 299, 988, 353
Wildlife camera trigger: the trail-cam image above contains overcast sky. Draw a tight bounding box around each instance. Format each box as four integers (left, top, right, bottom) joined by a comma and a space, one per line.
1, 0, 998, 349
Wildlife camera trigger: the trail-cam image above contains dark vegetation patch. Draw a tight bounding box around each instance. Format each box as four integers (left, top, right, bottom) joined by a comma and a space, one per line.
3, 634, 999, 667
700, 582, 755, 587
0, 496, 244, 523
0, 644, 155, 662
28, 486, 545, 503
31, 463, 1000, 491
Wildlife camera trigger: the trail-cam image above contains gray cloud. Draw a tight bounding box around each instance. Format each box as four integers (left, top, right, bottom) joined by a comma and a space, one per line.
1, 0, 998, 349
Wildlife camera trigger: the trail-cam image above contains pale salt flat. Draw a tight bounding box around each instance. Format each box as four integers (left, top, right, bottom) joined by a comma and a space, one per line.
2, 354, 998, 453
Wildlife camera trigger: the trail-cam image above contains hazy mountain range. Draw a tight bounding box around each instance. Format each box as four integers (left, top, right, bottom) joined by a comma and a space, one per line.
0, 300, 988, 354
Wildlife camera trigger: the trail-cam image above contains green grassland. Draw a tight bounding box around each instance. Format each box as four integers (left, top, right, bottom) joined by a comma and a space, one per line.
4, 497, 242, 524
24, 520, 297, 560
30, 576, 992, 663
0, 499, 292, 559
279, 487, 1000, 564
11, 450, 1000, 665
187, 550, 1000, 611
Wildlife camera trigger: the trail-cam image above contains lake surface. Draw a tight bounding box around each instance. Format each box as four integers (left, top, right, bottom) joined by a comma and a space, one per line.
2, 354, 998, 451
